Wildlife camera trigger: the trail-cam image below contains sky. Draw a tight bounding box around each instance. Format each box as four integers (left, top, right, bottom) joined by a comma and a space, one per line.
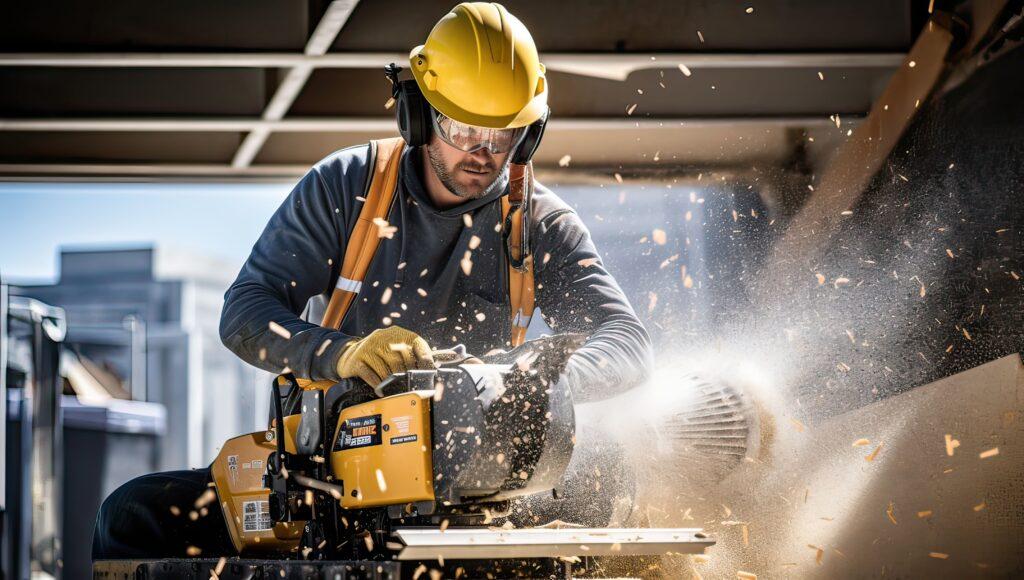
0, 182, 292, 284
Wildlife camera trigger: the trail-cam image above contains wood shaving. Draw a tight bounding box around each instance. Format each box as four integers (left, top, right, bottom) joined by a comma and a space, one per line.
929, 552, 949, 560
917, 510, 933, 518
945, 434, 960, 456
852, 438, 871, 447
372, 217, 398, 239
789, 418, 806, 432
194, 489, 217, 509
979, 447, 999, 459
315, 339, 332, 357
865, 442, 884, 462
736, 572, 756, 579
973, 501, 986, 512
652, 229, 667, 245
807, 544, 824, 565
268, 321, 291, 340
558, 155, 572, 167
886, 501, 898, 525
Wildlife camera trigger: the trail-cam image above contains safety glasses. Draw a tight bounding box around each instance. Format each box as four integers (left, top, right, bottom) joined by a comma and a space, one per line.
431, 110, 527, 155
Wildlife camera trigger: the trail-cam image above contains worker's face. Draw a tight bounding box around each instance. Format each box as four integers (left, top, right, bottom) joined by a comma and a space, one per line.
425, 134, 511, 199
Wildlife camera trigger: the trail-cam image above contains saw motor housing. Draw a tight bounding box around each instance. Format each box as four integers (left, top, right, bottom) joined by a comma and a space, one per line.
210, 339, 577, 557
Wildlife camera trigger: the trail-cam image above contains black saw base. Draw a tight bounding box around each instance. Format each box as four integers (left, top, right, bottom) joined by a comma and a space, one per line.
92, 556, 653, 579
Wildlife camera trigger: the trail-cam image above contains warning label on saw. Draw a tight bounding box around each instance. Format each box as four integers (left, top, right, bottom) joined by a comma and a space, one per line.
242, 500, 272, 532
389, 434, 418, 445
335, 414, 382, 451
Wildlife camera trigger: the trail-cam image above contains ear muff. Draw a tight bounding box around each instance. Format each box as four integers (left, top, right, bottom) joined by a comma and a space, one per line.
394, 79, 432, 147
511, 109, 549, 165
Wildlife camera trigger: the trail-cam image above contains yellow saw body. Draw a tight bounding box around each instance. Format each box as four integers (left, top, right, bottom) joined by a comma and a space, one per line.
198, 336, 715, 568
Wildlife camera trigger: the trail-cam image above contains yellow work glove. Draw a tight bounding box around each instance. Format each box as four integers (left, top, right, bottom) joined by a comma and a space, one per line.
335, 326, 435, 387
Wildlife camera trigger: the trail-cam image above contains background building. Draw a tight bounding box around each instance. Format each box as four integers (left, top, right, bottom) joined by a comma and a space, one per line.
13, 246, 272, 470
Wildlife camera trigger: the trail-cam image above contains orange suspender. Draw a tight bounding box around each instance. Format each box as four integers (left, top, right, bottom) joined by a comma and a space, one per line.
321, 137, 406, 330
323, 138, 536, 347
503, 162, 536, 347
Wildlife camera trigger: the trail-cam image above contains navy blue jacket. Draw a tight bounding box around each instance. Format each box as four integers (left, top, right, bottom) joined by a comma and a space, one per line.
219, 144, 652, 402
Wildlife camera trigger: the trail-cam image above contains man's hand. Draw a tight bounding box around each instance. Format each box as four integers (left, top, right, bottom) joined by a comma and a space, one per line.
336, 326, 435, 387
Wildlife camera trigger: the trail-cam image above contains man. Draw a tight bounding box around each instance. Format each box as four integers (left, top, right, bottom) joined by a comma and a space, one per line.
94, 2, 650, 559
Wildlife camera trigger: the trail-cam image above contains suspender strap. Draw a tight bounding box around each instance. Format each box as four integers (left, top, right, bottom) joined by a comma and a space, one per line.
503, 162, 536, 347
321, 140, 534, 356
321, 137, 405, 330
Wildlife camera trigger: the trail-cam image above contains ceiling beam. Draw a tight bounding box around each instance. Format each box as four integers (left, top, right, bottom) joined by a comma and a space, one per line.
0, 52, 906, 81
0, 116, 851, 132
0, 163, 311, 178
231, 0, 360, 169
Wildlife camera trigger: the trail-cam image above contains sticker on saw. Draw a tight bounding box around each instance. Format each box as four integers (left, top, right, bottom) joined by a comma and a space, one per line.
335, 414, 383, 451
242, 500, 272, 532
390, 434, 418, 445
227, 454, 239, 482
392, 415, 411, 434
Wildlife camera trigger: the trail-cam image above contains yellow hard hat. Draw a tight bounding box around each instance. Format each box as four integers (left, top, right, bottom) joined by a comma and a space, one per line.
409, 2, 548, 130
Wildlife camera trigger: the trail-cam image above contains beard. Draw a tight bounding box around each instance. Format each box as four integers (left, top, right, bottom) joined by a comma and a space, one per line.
426, 142, 511, 200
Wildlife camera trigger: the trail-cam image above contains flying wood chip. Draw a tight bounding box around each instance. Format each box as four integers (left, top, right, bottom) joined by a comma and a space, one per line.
268, 321, 291, 340
944, 434, 960, 456
979, 447, 999, 459
372, 217, 398, 239
865, 443, 884, 462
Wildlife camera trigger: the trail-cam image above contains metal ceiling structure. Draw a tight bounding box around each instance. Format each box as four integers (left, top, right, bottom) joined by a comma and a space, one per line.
0, 0, 925, 181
